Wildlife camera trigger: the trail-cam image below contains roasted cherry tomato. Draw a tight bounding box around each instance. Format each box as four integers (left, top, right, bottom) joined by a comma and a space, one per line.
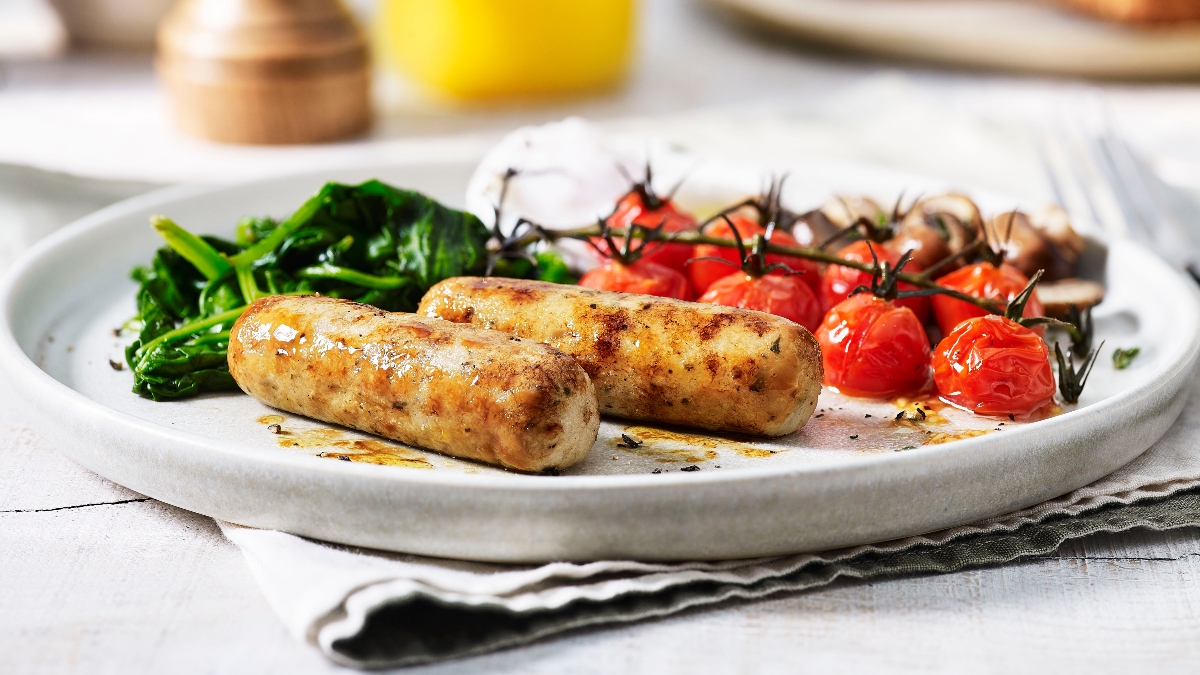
688, 215, 820, 295
816, 293, 931, 398
931, 262, 1044, 338
820, 240, 930, 322
593, 191, 697, 272
931, 314, 1056, 417
697, 271, 823, 330
579, 258, 694, 300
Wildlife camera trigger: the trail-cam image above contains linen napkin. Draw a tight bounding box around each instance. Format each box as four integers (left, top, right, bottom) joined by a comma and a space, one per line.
221, 379, 1200, 669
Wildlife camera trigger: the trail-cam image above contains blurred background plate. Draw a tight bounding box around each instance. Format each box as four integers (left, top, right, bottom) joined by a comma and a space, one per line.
708, 0, 1200, 77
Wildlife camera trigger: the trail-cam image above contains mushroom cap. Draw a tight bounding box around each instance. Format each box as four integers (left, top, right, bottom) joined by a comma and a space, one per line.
985, 208, 1083, 281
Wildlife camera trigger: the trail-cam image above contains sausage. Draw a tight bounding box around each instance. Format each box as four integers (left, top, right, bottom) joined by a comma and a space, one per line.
418, 278, 822, 436
227, 295, 599, 471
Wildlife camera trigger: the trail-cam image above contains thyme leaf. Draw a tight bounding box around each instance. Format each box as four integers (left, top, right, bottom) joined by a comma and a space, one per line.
1112, 347, 1140, 370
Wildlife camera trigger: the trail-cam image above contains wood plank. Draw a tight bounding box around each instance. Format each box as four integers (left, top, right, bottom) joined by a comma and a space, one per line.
0, 499, 341, 674
0, 422, 141, 512
7, 458, 1200, 675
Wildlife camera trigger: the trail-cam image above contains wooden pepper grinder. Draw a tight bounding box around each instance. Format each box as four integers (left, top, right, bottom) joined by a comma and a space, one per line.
157, 0, 371, 145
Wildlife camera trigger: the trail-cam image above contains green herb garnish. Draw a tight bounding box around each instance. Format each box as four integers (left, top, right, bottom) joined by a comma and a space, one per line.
1112, 347, 1140, 370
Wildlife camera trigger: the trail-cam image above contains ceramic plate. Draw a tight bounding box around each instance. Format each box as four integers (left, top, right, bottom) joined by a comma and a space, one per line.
709, 0, 1200, 78
3, 158, 1198, 562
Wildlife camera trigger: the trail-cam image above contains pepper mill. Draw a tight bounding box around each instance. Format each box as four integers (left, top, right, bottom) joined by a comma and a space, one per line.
157, 0, 371, 145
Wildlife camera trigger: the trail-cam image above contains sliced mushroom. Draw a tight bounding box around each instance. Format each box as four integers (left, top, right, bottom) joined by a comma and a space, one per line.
1030, 205, 1085, 278
933, 195, 981, 234
1035, 278, 1106, 318
822, 196, 887, 229
984, 208, 1083, 281
886, 219, 952, 271
885, 194, 983, 272
794, 195, 885, 247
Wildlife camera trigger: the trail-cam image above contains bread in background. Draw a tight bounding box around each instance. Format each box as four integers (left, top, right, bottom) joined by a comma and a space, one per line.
1045, 0, 1200, 23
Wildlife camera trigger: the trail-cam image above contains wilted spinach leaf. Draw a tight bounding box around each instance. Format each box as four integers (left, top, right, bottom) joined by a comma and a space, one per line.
126, 179, 561, 401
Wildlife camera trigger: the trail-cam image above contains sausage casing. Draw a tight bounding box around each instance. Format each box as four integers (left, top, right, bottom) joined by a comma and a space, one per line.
418, 278, 822, 436
227, 295, 599, 471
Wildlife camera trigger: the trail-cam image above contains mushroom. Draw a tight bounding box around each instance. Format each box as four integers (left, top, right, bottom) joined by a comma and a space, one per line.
1030, 205, 1085, 277
1036, 278, 1106, 319
984, 206, 1084, 281
793, 196, 885, 247
884, 194, 983, 272
822, 196, 887, 229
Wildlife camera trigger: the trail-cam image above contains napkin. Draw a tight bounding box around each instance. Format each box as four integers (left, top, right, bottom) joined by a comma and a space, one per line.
221, 380, 1200, 669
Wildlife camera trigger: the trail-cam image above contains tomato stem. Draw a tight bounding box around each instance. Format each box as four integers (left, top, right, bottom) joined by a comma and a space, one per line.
1054, 340, 1102, 404
507, 225, 1005, 315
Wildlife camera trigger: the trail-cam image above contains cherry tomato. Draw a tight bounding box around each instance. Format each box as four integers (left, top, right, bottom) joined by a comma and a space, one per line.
593, 191, 697, 272
931, 263, 1045, 338
816, 293, 931, 398
579, 258, 694, 300
820, 240, 930, 322
687, 214, 820, 295
931, 314, 1056, 417
697, 271, 823, 330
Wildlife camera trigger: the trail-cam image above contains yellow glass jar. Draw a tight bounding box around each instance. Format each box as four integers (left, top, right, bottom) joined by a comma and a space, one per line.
378, 0, 634, 100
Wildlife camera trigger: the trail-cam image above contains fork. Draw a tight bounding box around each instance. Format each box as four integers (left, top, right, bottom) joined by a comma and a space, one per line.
1035, 101, 1200, 282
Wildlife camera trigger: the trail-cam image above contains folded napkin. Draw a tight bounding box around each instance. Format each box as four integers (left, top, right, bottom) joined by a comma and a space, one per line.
222, 379, 1200, 669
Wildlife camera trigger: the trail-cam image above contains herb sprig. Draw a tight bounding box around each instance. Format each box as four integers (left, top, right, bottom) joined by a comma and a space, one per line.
1113, 347, 1140, 370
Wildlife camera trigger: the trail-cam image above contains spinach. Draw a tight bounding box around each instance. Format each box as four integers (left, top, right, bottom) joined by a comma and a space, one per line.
125, 180, 570, 401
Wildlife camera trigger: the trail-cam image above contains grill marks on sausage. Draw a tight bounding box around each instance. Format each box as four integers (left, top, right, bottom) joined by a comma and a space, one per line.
698, 314, 735, 341
592, 309, 630, 363
229, 295, 598, 470
704, 354, 721, 377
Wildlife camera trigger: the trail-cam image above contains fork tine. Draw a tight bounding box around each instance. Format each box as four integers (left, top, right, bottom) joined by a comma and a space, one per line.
1035, 97, 1200, 278
1091, 132, 1154, 245
1067, 126, 1130, 238
1035, 123, 1109, 237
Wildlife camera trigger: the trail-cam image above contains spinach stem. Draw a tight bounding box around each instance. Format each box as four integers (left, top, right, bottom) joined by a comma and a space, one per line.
191, 331, 230, 347
135, 306, 247, 362
297, 263, 411, 290
236, 265, 263, 303
227, 191, 326, 267
151, 216, 232, 281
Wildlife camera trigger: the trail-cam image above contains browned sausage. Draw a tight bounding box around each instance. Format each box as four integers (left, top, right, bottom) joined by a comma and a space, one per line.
227, 295, 599, 471
418, 278, 822, 436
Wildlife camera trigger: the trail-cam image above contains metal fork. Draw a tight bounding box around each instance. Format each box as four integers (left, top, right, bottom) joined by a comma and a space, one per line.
1035, 101, 1200, 282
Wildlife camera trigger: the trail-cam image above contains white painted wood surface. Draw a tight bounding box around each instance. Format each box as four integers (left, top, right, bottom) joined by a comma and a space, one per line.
7, 401, 1200, 674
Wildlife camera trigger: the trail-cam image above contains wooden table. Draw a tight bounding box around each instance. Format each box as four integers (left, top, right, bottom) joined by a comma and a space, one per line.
7, 0, 1200, 671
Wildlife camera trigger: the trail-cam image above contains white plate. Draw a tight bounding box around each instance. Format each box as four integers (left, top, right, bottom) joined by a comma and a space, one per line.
709, 0, 1200, 78
2, 158, 1198, 562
